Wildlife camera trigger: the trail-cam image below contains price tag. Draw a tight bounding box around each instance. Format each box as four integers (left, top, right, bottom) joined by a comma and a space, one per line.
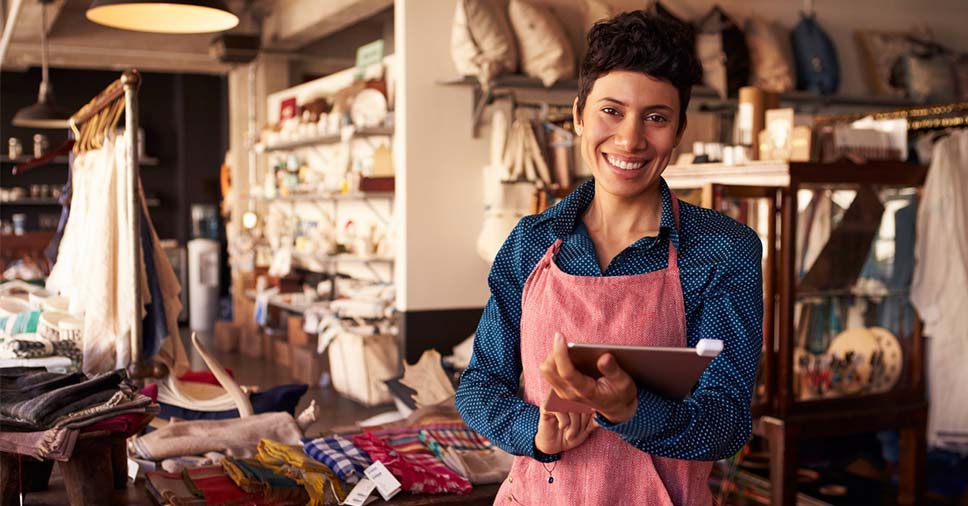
341, 477, 376, 506
363, 461, 402, 501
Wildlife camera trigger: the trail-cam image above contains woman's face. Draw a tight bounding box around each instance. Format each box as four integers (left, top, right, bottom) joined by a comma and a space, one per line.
573, 70, 684, 199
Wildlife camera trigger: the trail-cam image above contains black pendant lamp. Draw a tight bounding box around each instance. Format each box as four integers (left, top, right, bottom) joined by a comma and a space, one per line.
12, 0, 71, 129
86, 0, 239, 34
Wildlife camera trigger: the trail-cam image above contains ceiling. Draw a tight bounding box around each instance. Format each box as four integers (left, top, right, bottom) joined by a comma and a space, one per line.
1, 0, 392, 75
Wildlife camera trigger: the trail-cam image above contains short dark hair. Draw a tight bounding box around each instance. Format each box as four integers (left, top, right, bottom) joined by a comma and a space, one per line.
577, 10, 702, 131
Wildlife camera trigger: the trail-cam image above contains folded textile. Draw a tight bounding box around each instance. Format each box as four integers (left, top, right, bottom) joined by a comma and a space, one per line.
0, 335, 53, 359
0, 369, 84, 403
157, 384, 307, 421
80, 412, 152, 436
145, 470, 207, 506
256, 438, 346, 506
419, 429, 512, 485
0, 310, 41, 337
302, 434, 372, 484
179, 369, 235, 385
223, 457, 308, 504
57, 392, 154, 429
161, 453, 226, 474
0, 369, 126, 430
0, 427, 78, 461
352, 431, 472, 495
131, 412, 302, 461
184, 465, 290, 506
51, 340, 82, 363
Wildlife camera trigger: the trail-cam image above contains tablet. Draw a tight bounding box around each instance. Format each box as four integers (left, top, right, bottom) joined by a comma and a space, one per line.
544, 339, 722, 413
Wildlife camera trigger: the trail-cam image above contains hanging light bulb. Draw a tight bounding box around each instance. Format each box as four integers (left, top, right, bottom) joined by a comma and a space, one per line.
86, 0, 238, 34
12, 0, 71, 129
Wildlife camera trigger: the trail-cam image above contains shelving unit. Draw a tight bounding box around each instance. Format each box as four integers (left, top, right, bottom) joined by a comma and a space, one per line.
0, 154, 160, 166
257, 126, 393, 152
441, 76, 920, 137
669, 160, 928, 506
1, 197, 161, 207
248, 191, 393, 202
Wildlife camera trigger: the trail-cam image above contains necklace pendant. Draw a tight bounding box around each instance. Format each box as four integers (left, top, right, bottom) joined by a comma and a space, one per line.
548, 477, 554, 484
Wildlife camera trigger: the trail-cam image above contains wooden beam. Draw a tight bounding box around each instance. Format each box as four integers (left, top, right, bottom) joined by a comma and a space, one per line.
261, 0, 392, 51
6, 42, 231, 74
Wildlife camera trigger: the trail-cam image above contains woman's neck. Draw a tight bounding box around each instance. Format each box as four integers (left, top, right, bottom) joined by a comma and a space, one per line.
582, 182, 663, 241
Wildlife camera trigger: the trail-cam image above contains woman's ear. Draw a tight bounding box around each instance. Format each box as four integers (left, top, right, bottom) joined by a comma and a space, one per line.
572, 97, 583, 136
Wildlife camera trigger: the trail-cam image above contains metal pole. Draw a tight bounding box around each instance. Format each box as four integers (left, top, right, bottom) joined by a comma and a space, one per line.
123, 70, 143, 373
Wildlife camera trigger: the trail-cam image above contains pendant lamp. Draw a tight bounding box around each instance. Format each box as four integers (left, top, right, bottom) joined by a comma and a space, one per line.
86, 0, 238, 34
12, 0, 71, 129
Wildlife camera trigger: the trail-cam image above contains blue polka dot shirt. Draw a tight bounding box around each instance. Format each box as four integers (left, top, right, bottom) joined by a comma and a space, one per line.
455, 178, 763, 463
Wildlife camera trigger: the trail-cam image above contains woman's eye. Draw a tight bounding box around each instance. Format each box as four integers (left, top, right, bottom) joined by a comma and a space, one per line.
645, 114, 668, 123
601, 107, 621, 116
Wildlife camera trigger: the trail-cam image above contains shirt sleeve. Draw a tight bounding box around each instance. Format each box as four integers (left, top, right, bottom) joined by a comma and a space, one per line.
596, 227, 763, 461
455, 218, 558, 463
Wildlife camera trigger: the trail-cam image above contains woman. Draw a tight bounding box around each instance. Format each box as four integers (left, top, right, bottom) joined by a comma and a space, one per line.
455, 10, 763, 506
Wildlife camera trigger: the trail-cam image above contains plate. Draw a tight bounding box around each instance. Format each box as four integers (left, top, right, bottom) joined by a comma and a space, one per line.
350, 89, 388, 129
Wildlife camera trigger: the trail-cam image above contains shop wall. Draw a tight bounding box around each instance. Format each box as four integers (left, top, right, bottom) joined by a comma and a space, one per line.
1, 67, 227, 245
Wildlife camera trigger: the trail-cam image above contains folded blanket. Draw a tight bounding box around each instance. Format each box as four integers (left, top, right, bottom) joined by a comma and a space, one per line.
145, 470, 206, 506
0, 335, 53, 359
352, 431, 471, 495
0, 427, 78, 461
256, 439, 346, 506
223, 457, 308, 504
131, 412, 302, 461
0, 369, 126, 430
302, 434, 372, 484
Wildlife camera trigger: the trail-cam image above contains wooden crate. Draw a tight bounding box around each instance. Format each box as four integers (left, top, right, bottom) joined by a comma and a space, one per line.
239, 328, 263, 359
290, 344, 327, 386
214, 320, 240, 353
287, 315, 317, 349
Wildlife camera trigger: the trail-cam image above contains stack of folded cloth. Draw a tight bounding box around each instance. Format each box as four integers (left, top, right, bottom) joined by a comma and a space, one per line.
146, 464, 301, 506
0, 367, 158, 461
0, 309, 83, 363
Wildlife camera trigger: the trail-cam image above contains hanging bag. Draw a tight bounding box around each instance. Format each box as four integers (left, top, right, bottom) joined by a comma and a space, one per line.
791, 12, 840, 94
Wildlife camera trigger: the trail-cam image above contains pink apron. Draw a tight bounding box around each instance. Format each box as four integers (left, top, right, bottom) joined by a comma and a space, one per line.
496, 196, 713, 505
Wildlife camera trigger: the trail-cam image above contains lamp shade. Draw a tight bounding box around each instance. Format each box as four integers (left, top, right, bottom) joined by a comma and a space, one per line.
86, 0, 239, 34
12, 83, 71, 129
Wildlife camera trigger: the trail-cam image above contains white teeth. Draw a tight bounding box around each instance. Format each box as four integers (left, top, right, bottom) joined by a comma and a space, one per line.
606, 154, 644, 170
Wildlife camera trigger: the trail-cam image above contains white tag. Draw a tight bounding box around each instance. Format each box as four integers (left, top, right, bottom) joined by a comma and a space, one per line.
127, 458, 142, 482
341, 477, 376, 506
363, 461, 402, 501
696, 339, 723, 357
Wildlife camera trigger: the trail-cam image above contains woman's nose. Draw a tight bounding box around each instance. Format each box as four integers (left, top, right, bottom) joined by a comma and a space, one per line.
613, 118, 645, 150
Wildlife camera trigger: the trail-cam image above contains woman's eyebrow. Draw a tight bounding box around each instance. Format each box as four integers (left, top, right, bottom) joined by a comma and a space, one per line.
598, 97, 674, 112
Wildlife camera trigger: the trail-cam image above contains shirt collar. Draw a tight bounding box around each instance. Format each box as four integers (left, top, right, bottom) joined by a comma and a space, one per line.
544, 177, 680, 251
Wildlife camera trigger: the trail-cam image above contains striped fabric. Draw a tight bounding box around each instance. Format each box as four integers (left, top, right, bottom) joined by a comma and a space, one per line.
418, 427, 494, 458
301, 434, 371, 484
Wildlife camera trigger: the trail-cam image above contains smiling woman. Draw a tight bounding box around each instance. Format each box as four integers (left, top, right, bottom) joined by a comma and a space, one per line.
456, 9, 764, 506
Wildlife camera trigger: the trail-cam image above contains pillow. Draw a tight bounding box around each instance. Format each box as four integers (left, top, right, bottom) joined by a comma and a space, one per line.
695, 6, 750, 98
451, 0, 518, 87
901, 54, 957, 103
508, 0, 575, 87
855, 31, 913, 97
792, 13, 839, 95
581, 0, 613, 33
745, 16, 793, 93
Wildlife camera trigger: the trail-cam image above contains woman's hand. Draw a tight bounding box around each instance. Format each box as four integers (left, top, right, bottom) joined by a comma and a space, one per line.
540, 332, 639, 424
534, 403, 597, 455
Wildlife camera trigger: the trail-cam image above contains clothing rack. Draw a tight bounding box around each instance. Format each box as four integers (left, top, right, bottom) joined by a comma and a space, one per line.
68, 69, 153, 379
814, 100, 968, 130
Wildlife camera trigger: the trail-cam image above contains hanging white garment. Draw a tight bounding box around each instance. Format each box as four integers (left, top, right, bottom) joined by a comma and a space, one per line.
47, 133, 189, 376
911, 129, 968, 452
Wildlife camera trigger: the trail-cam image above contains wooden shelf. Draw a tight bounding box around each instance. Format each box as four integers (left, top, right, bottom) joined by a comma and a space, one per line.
249, 191, 393, 202
1, 197, 161, 207
663, 160, 927, 190
1, 154, 160, 166
258, 126, 394, 152
440, 75, 921, 108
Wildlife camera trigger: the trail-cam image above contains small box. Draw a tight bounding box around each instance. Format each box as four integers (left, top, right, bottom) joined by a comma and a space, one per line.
290, 344, 327, 386
239, 328, 263, 359
287, 315, 317, 349
214, 320, 240, 353
359, 176, 394, 192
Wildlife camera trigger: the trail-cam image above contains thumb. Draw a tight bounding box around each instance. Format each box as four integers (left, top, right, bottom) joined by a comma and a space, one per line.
597, 353, 627, 381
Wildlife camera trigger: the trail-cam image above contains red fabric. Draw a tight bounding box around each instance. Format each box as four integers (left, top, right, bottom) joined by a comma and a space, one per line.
497, 196, 714, 505
352, 432, 471, 495
81, 413, 151, 436
140, 383, 158, 400
185, 465, 286, 506
178, 370, 234, 386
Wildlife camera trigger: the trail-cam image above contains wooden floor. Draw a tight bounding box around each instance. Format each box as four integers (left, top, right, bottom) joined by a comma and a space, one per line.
17, 329, 498, 505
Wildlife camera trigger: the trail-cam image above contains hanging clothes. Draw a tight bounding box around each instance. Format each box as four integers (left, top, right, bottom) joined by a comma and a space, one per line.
46, 133, 188, 375
911, 129, 968, 452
